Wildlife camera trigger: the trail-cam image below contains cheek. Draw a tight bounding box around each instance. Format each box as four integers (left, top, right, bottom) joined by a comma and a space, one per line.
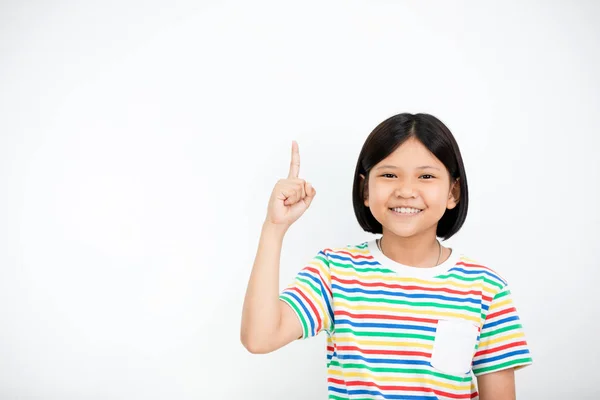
423, 185, 450, 206
371, 185, 393, 204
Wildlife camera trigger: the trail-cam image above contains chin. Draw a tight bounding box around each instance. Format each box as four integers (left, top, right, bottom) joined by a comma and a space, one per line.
383, 225, 423, 239
392, 230, 423, 239
382, 219, 439, 239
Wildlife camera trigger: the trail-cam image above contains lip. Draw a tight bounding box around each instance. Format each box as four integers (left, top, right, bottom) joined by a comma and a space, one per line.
389, 207, 423, 217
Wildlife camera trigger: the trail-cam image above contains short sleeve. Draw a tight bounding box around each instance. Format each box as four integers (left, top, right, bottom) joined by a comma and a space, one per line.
279, 250, 335, 339
472, 285, 533, 376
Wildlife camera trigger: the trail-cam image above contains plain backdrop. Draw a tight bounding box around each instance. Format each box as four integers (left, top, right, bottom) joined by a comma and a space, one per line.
1, 1, 599, 399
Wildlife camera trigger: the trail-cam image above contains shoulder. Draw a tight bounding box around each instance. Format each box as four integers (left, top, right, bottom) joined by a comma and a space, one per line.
451, 253, 509, 289
317, 241, 374, 264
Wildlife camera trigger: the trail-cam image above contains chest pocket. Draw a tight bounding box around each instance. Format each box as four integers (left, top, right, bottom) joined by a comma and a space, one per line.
430, 319, 479, 375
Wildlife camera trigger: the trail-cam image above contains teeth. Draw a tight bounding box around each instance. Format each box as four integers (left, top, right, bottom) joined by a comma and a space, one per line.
392, 207, 422, 214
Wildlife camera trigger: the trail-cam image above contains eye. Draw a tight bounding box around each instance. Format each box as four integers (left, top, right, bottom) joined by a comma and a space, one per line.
420, 174, 435, 179
381, 173, 396, 178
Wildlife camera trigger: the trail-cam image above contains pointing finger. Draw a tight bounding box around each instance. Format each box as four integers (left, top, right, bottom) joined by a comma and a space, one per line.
288, 140, 300, 179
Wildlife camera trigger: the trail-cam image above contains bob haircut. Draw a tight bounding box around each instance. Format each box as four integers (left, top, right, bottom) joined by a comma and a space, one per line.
352, 113, 469, 240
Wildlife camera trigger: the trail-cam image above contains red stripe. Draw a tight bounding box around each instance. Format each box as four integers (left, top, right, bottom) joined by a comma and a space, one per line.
456, 260, 495, 272
475, 340, 527, 357
289, 287, 322, 333
304, 266, 333, 299
336, 309, 437, 324
336, 345, 431, 358
328, 379, 472, 399
327, 377, 347, 386
486, 307, 515, 320
328, 248, 375, 261
332, 275, 490, 300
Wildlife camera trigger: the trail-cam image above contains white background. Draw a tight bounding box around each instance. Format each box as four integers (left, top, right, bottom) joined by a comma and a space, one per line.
1, 1, 599, 399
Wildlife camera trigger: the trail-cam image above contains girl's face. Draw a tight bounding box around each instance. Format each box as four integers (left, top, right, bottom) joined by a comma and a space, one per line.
364, 137, 460, 240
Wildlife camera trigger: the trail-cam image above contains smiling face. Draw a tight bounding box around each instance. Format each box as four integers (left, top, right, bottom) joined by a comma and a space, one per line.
363, 137, 460, 240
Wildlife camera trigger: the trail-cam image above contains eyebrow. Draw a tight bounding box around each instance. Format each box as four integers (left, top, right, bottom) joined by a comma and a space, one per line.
374, 165, 441, 171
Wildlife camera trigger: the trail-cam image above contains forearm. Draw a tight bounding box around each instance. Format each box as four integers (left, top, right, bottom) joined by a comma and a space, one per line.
240, 221, 288, 350
477, 368, 516, 400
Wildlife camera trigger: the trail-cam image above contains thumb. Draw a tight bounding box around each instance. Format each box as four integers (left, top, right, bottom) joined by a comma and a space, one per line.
302, 182, 316, 208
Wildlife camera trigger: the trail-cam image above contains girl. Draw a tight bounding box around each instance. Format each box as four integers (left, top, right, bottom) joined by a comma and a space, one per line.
241, 113, 532, 399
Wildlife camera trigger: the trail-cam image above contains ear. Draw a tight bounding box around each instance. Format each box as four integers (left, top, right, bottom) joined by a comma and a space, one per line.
360, 174, 369, 207
446, 178, 460, 210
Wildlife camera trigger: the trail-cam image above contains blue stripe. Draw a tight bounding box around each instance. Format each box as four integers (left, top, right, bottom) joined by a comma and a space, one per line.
327, 348, 337, 363
337, 353, 431, 366
298, 270, 335, 331
298, 270, 321, 287
448, 267, 506, 284
483, 315, 520, 329
311, 253, 335, 325
332, 284, 482, 305
328, 385, 348, 395
286, 291, 315, 336
336, 318, 436, 333
473, 349, 531, 366
327, 252, 381, 266
320, 279, 335, 330
329, 387, 436, 400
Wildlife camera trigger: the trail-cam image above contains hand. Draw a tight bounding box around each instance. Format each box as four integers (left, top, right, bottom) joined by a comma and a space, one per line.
265, 141, 316, 228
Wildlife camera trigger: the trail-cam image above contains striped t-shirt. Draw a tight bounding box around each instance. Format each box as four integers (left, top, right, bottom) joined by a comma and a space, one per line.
279, 240, 532, 400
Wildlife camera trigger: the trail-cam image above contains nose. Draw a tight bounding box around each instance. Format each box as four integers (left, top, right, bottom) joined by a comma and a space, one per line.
394, 183, 417, 199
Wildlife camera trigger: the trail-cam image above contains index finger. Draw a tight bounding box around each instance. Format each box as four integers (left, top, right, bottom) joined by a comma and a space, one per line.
288, 140, 300, 179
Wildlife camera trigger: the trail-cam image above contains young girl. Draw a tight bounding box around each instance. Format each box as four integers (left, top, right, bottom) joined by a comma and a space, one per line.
241, 113, 532, 399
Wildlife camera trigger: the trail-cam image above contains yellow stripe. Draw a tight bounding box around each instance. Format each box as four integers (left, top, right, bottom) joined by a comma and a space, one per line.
478, 331, 524, 348
342, 247, 471, 265
307, 258, 333, 329
339, 247, 474, 268
331, 267, 496, 293
329, 369, 470, 391
296, 279, 330, 330
331, 250, 495, 288
339, 247, 369, 255
334, 336, 433, 350
334, 300, 481, 324
488, 298, 512, 312
310, 258, 331, 282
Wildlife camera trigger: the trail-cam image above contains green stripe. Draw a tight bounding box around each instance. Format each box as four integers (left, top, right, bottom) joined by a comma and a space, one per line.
297, 276, 321, 296
332, 292, 481, 314
332, 260, 502, 290
330, 396, 371, 400
480, 324, 523, 338
315, 255, 329, 265
336, 327, 434, 341
473, 357, 532, 375
494, 289, 510, 300
280, 295, 309, 338
436, 273, 504, 290
329, 360, 472, 383
331, 259, 394, 274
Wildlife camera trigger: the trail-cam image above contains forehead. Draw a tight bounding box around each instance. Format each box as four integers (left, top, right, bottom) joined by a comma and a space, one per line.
375, 137, 444, 169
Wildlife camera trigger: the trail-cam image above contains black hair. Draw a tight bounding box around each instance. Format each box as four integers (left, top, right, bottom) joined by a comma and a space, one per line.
352, 113, 469, 240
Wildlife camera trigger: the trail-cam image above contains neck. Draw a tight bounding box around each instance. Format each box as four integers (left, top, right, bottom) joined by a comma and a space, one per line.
379, 228, 443, 268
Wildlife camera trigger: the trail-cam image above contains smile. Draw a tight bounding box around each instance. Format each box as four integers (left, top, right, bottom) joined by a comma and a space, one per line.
390, 207, 423, 215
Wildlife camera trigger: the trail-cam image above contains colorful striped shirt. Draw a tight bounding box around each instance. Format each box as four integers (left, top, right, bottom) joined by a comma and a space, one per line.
279, 240, 532, 399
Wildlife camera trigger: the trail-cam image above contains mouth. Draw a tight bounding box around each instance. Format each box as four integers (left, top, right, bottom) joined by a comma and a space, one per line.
389, 207, 423, 215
